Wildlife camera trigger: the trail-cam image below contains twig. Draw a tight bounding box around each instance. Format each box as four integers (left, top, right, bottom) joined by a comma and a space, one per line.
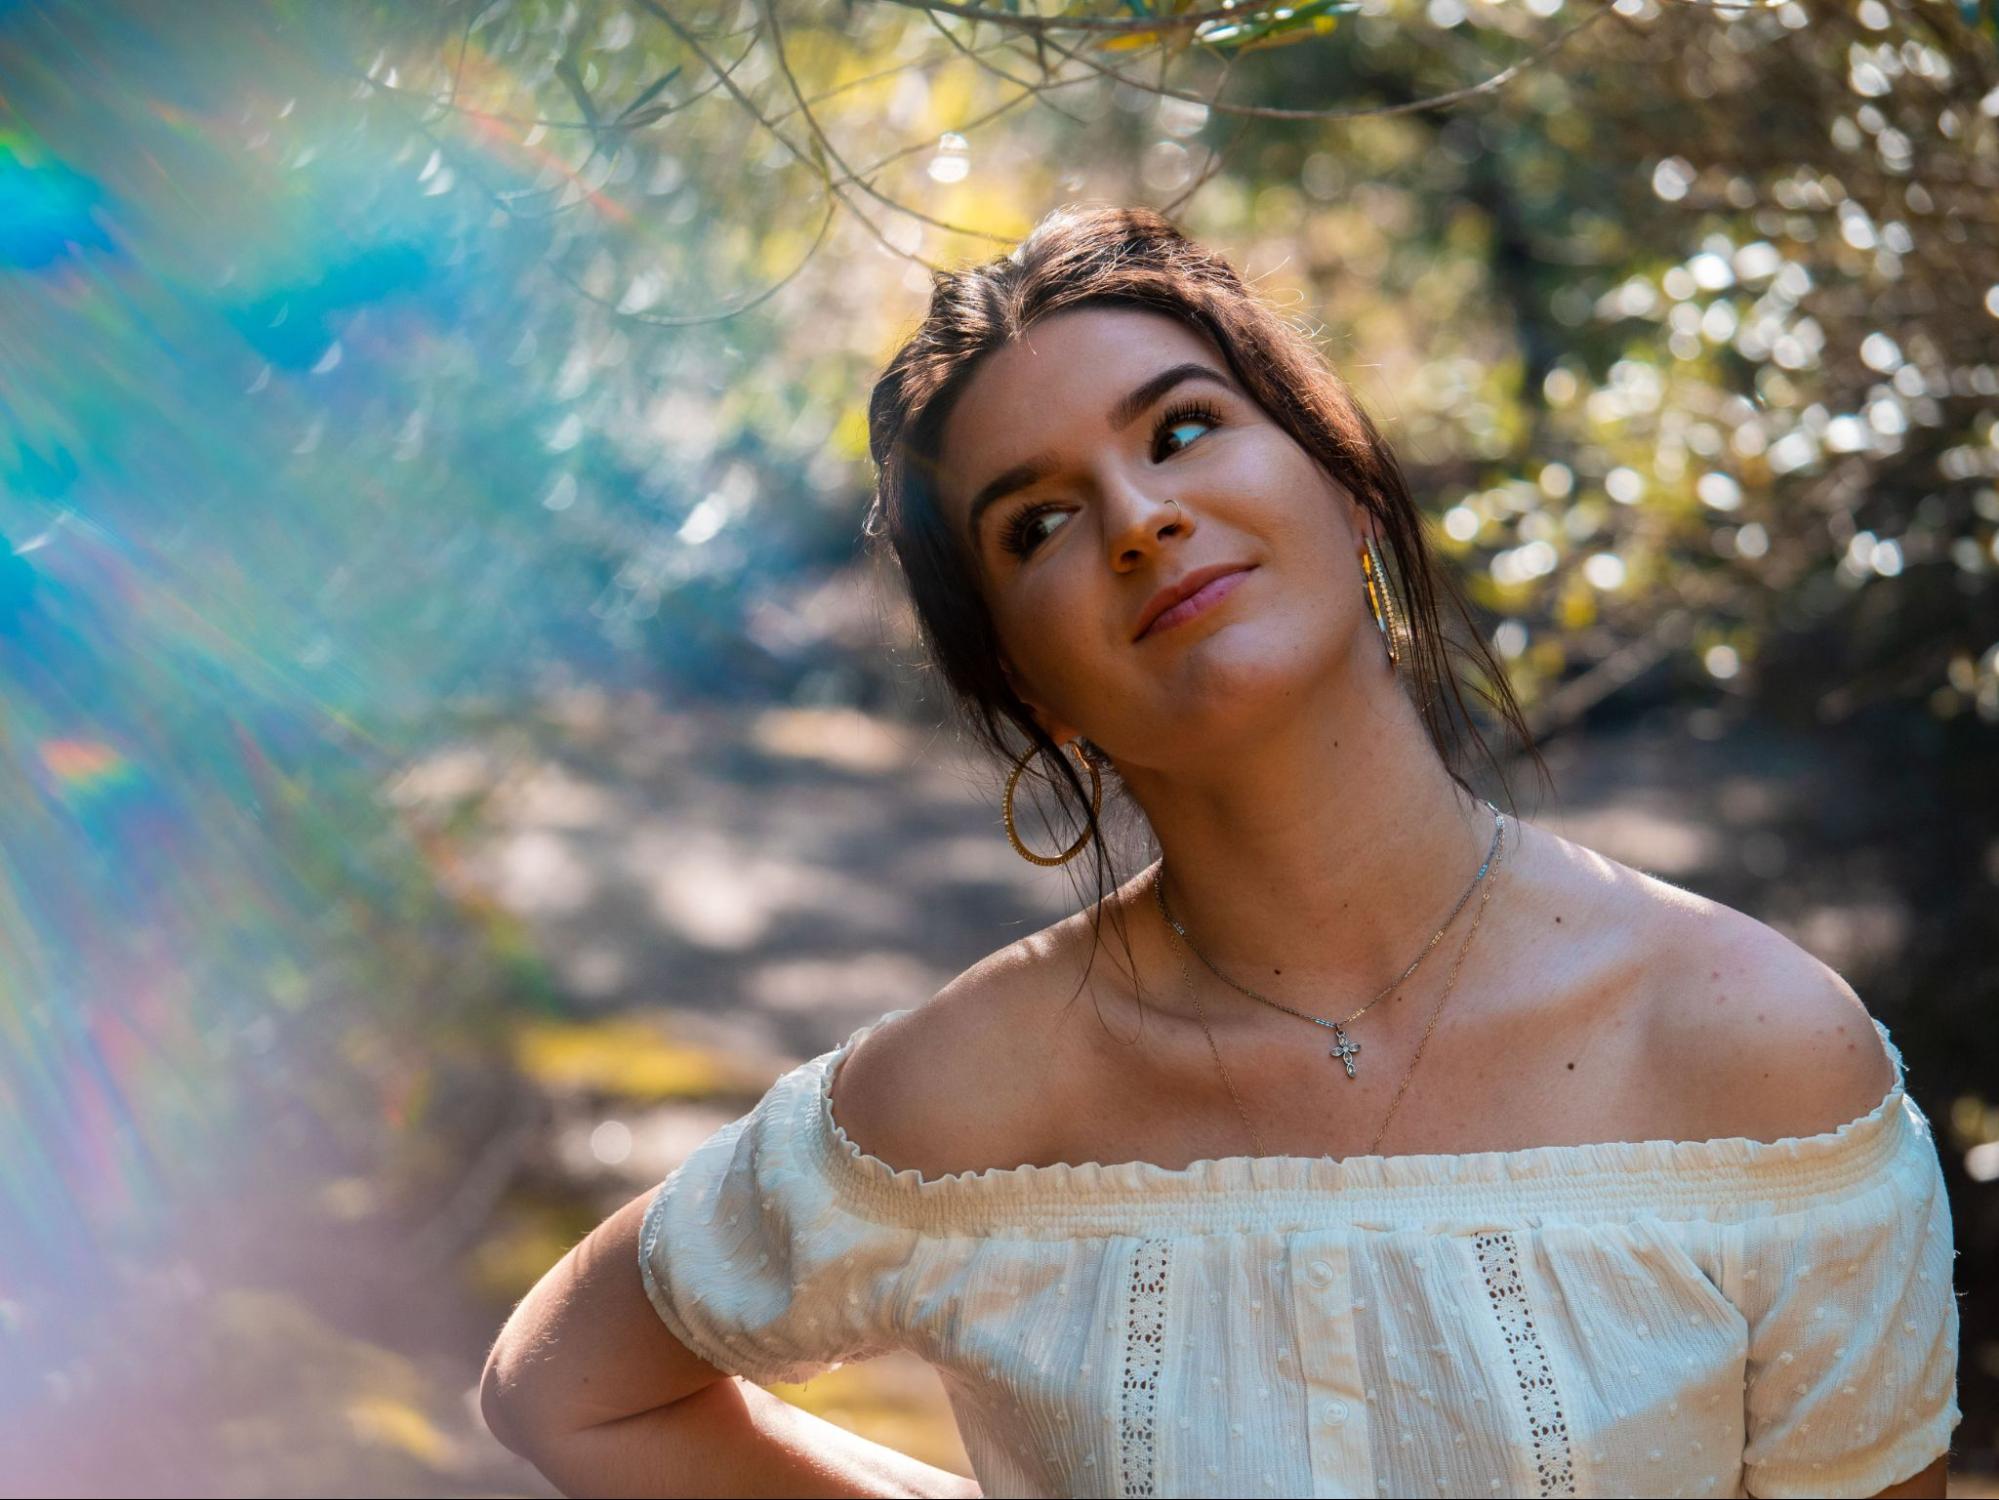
836, 76, 1078, 194
768, 27, 1039, 126
1162, 36, 1248, 216
409, 1101, 542, 1270
634, 0, 935, 269
334, 25, 761, 134
921, 7, 1094, 127
550, 192, 842, 327
879, 0, 1306, 36
1521, 607, 1694, 744
757, 0, 1021, 248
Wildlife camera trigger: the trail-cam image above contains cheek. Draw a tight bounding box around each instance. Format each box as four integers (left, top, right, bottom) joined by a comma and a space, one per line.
992, 574, 1118, 700
1261, 479, 1358, 564
1269, 508, 1370, 629
1000, 611, 1101, 700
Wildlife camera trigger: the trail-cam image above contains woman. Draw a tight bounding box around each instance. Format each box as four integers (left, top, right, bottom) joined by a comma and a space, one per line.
480, 206, 1959, 1499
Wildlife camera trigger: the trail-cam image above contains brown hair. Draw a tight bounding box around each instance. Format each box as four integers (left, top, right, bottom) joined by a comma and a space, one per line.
862, 204, 1547, 1012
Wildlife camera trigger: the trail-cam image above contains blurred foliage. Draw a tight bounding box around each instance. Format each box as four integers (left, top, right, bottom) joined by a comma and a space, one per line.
2, 0, 1996, 1491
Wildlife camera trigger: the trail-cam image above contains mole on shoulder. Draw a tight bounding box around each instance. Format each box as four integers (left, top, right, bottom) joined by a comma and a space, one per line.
1566, 1062, 1575, 1071
1554, 915, 1562, 923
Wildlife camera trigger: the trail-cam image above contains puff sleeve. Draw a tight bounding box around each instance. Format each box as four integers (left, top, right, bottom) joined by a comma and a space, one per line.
637, 1050, 912, 1386
1727, 1094, 1961, 1498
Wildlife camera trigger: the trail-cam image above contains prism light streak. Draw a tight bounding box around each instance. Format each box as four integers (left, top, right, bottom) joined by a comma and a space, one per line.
0, 9, 716, 1457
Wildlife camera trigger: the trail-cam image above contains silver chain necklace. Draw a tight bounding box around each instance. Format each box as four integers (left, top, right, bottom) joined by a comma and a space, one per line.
1151, 799, 1507, 1080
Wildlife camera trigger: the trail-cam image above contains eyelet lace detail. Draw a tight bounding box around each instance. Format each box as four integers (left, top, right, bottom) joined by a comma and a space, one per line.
1117, 1238, 1172, 1496
1475, 1231, 1577, 1496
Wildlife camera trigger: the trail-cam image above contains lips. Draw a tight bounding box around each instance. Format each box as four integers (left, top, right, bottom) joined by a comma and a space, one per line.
1133, 563, 1257, 641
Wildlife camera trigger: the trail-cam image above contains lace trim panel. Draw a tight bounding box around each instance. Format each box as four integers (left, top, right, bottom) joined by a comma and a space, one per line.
1475, 1231, 1578, 1497
1116, 1238, 1172, 1497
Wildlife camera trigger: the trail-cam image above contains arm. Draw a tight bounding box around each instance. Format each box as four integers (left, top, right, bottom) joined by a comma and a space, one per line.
1659, 916, 1957, 1500
1865, 1454, 1947, 1499
480, 1187, 981, 1499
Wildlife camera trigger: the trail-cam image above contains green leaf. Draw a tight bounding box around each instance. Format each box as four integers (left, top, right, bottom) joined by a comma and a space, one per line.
1198, 0, 1352, 54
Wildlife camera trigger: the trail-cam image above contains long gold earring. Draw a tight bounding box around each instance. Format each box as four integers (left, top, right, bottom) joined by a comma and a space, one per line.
1002, 740, 1103, 867
1361, 533, 1410, 668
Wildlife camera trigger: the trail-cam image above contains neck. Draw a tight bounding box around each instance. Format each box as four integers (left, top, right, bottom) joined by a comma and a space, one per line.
1119, 671, 1498, 1026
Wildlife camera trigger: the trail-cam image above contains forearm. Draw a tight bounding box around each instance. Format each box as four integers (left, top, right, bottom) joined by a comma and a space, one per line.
514, 1374, 982, 1499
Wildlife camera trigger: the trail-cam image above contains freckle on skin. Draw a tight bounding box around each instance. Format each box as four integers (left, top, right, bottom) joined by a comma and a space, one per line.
1566, 1062, 1575, 1071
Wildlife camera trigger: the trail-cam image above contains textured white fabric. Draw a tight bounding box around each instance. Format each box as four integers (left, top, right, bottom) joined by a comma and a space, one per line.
639, 1011, 1960, 1499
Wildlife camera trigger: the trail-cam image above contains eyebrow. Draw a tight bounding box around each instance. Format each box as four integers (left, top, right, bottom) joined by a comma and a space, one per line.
964, 361, 1238, 551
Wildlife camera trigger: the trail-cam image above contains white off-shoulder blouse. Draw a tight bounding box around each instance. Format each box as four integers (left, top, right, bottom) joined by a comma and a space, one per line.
638, 1009, 1960, 1499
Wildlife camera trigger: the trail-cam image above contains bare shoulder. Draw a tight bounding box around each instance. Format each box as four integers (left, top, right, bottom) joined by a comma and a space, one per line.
1612, 863, 1898, 1143
827, 909, 1107, 1178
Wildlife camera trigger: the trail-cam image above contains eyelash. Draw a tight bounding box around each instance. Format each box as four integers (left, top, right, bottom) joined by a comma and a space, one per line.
997, 399, 1225, 558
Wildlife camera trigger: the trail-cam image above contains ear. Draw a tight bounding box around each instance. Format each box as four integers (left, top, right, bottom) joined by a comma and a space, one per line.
1328, 476, 1370, 544
999, 654, 1082, 750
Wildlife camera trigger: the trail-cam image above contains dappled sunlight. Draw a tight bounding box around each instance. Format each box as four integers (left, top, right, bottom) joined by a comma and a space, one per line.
511, 1017, 755, 1102
770, 1354, 973, 1480
488, 828, 600, 916
751, 704, 919, 774
635, 829, 792, 951
743, 950, 948, 1015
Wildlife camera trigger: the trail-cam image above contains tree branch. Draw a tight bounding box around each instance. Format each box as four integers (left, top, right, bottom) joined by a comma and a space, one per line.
757, 0, 1021, 248
1028, 0, 1617, 124
633, 0, 945, 269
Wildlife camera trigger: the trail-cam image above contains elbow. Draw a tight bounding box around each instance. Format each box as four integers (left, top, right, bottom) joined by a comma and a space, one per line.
478, 1337, 536, 1458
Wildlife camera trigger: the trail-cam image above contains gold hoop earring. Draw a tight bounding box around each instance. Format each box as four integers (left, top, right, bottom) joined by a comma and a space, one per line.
1361, 533, 1411, 668
1002, 740, 1103, 867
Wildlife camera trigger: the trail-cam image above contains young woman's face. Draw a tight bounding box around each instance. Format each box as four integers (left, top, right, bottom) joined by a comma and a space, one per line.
935, 305, 1381, 767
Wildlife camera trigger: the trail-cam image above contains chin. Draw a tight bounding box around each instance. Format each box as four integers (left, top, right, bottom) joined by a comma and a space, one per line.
1156, 624, 1336, 724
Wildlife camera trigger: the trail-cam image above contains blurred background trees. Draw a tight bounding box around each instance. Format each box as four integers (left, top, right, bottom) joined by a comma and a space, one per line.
2, 0, 1994, 1491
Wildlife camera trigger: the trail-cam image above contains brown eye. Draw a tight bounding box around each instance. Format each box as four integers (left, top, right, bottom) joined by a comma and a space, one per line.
1000, 503, 1066, 558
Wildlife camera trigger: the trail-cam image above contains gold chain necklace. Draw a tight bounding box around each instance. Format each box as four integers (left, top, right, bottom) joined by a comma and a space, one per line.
1165, 834, 1505, 1159
1152, 801, 1504, 1080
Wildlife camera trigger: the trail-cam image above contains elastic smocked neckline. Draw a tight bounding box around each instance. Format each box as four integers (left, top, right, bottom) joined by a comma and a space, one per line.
806, 1007, 1928, 1234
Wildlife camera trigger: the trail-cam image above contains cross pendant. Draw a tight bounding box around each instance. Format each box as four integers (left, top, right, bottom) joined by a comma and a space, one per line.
1329, 1025, 1362, 1079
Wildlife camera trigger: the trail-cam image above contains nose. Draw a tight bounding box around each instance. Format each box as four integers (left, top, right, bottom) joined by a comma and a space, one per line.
1107, 485, 1192, 568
